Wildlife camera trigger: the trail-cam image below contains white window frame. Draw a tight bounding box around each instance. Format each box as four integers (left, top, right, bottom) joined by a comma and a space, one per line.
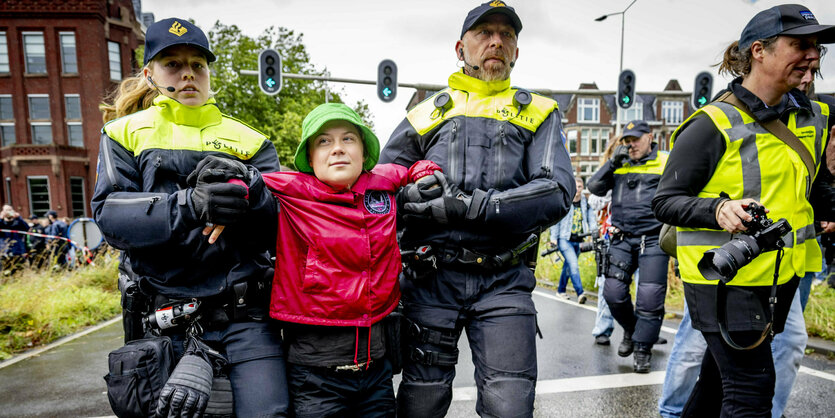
0, 31, 9, 73
64, 94, 82, 120
69, 176, 87, 217
59, 31, 78, 74
566, 129, 578, 157
22, 31, 46, 74
28, 94, 51, 120
27, 176, 51, 217
577, 97, 600, 123
28, 94, 51, 144
618, 104, 643, 123
662, 100, 684, 125
108, 41, 122, 81
0, 124, 14, 147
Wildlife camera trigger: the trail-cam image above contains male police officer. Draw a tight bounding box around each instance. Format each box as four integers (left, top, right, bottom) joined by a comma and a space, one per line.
379, 2, 575, 417
587, 120, 669, 373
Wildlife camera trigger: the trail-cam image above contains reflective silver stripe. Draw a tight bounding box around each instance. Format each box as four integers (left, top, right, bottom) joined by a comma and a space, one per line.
796, 224, 816, 245
677, 230, 732, 246
805, 101, 825, 168
678, 229, 795, 248
739, 136, 761, 200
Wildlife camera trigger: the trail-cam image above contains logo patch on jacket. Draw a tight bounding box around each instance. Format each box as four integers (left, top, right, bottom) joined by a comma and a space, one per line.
364, 190, 391, 214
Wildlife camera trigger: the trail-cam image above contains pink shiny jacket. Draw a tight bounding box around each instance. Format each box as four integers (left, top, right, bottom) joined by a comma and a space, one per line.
262, 161, 439, 327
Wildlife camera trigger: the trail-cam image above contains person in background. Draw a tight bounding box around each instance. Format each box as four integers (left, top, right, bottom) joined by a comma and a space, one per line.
0, 205, 29, 275
44, 210, 69, 266
550, 177, 595, 303
588, 120, 670, 373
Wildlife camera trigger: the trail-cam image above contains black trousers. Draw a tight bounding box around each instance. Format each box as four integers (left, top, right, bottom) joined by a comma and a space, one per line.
288, 358, 396, 418
682, 331, 775, 418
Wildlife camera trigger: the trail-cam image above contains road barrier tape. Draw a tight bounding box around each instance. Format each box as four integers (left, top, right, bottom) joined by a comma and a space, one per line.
0, 228, 95, 265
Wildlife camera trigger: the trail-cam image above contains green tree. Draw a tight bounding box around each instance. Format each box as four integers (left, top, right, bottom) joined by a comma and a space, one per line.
208, 22, 373, 168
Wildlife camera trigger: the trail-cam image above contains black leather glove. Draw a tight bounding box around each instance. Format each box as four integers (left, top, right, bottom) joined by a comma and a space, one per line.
155, 353, 213, 418
190, 182, 249, 225
187, 155, 251, 187
397, 174, 443, 208
402, 172, 485, 224
611, 144, 631, 168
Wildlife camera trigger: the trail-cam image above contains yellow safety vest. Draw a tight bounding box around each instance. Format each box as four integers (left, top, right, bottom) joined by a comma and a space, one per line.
670, 100, 829, 286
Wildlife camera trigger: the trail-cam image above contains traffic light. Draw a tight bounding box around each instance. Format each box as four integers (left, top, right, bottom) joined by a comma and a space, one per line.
617, 69, 636, 109
258, 49, 282, 95
377, 59, 397, 102
693, 72, 713, 109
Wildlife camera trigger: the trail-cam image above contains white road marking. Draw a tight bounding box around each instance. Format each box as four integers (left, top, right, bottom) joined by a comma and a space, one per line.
453, 371, 666, 400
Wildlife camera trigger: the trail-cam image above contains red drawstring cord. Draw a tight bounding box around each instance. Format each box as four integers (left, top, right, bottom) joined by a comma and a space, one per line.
366, 327, 372, 370
353, 326, 359, 366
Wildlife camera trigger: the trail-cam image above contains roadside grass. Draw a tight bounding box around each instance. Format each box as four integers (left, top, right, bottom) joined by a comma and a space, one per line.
534, 239, 830, 340
0, 248, 121, 360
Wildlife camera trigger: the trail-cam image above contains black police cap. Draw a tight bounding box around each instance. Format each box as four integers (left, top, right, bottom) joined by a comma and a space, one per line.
143, 18, 216, 65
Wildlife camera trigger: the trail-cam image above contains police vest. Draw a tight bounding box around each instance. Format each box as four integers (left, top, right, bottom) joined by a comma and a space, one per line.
103, 95, 266, 160
671, 100, 829, 286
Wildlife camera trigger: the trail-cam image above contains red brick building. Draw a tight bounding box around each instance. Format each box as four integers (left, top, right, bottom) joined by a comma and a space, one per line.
0, 0, 143, 218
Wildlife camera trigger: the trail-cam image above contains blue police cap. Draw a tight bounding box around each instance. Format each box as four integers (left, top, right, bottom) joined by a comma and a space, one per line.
621, 120, 650, 139
739, 4, 835, 51
143, 18, 216, 65
461, 1, 522, 39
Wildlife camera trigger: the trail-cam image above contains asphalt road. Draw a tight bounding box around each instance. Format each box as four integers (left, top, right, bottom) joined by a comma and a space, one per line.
1, 288, 833, 417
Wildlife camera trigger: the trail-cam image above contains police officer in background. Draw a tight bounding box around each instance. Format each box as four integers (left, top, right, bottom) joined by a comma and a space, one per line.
379, 2, 575, 416
587, 120, 669, 373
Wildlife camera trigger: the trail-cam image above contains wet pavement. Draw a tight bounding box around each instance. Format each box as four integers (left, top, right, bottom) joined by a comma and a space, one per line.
1, 288, 833, 417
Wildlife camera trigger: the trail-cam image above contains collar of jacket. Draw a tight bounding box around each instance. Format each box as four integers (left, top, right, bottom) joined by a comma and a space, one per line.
152, 95, 222, 128
728, 77, 813, 122
448, 69, 511, 96
628, 142, 659, 165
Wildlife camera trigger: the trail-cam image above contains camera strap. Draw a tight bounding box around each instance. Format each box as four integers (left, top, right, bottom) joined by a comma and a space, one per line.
716, 247, 782, 350
717, 92, 816, 198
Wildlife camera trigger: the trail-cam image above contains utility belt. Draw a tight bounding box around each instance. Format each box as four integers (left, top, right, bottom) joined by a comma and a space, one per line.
401, 233, 539, 280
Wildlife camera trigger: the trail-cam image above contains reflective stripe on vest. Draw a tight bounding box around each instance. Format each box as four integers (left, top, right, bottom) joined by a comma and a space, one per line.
670, 100, 828, 286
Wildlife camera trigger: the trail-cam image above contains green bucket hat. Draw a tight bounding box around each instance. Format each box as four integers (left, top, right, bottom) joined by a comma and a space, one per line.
294, 103, 380, 173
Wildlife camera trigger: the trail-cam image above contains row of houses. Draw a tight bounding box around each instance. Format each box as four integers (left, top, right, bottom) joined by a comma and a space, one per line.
2, 1, 833, 219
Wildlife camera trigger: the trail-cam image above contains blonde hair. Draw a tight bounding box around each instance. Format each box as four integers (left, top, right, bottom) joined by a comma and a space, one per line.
100, 69, 159, 123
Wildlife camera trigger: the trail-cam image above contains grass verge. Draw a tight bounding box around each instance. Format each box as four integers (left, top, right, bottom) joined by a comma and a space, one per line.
0, 248, 121, 360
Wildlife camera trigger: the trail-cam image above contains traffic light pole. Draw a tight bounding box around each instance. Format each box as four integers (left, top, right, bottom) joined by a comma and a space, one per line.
240, 70, 447, 92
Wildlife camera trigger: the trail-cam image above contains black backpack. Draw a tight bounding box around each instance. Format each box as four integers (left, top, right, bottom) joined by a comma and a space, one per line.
104, 336, 174, 417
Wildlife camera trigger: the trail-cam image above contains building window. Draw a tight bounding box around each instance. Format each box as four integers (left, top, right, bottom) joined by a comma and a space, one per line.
577, 98, 600, 123
59, 32, 78, 73
70, 177, 86, 217
0, 95, 13, 147
579, 162, 598, 180
566, 130, 578, 156
4, 177, 11, 206
580, 127, 612, 156
23, 32, 47, 74
108, 41, 122, 81
28, 95, 52, 144
618, 101, 643, 123
662, 100, 684, 125
28, 176, 51, 217
65, 95, 83, 147
0, 32, 9, 72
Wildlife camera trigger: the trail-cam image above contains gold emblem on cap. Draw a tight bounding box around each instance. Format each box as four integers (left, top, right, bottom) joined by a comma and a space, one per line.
169, 21, 188, 37
490, 0, 506, 7
627, 122, 634, 129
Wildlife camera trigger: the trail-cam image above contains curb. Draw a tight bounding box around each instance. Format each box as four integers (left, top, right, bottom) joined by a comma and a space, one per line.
534, 281, 835, 357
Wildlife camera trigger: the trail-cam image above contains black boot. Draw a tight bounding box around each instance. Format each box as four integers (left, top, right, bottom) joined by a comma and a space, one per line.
633, 347, 651, 373
618, 331, 634, 357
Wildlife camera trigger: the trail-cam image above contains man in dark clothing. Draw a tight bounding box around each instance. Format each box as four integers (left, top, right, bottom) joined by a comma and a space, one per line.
587, 120, 669, 373
44, 210, 69, 266
379, 2, 575, 416
1, 205, 30, 274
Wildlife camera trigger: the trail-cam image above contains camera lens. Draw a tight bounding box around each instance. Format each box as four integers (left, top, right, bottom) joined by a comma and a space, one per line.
698, 235, 760, 282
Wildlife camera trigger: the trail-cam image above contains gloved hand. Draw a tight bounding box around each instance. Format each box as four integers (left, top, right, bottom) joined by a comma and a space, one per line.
402, 172, 483, 224
397, 174, 444, 208
190, 182, 249, 225
187, 155, 251, 187
155, 353, 213, 418
611, 145, 631, 168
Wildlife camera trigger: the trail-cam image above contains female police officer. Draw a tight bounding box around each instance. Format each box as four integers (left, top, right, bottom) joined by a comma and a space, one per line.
652, 4, 835, 416
94, 18, 288, 416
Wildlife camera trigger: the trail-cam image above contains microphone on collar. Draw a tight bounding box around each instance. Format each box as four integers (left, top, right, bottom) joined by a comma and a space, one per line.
148, 76, 176, 93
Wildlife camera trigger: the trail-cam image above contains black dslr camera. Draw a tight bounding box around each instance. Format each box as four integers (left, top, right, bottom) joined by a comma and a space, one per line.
697, 203, 792, 283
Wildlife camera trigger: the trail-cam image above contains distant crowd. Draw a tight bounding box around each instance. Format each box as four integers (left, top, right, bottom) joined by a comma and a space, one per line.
0, 205, 72, 274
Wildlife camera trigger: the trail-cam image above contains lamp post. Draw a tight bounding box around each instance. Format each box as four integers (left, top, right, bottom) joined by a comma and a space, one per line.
595, 0, 638, 136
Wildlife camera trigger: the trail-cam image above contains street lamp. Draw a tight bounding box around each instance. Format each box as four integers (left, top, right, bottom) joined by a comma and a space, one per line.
595, 0, 638, 136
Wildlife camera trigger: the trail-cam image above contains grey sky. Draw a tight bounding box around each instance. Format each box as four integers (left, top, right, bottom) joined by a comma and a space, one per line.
141, 0, 835, 146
